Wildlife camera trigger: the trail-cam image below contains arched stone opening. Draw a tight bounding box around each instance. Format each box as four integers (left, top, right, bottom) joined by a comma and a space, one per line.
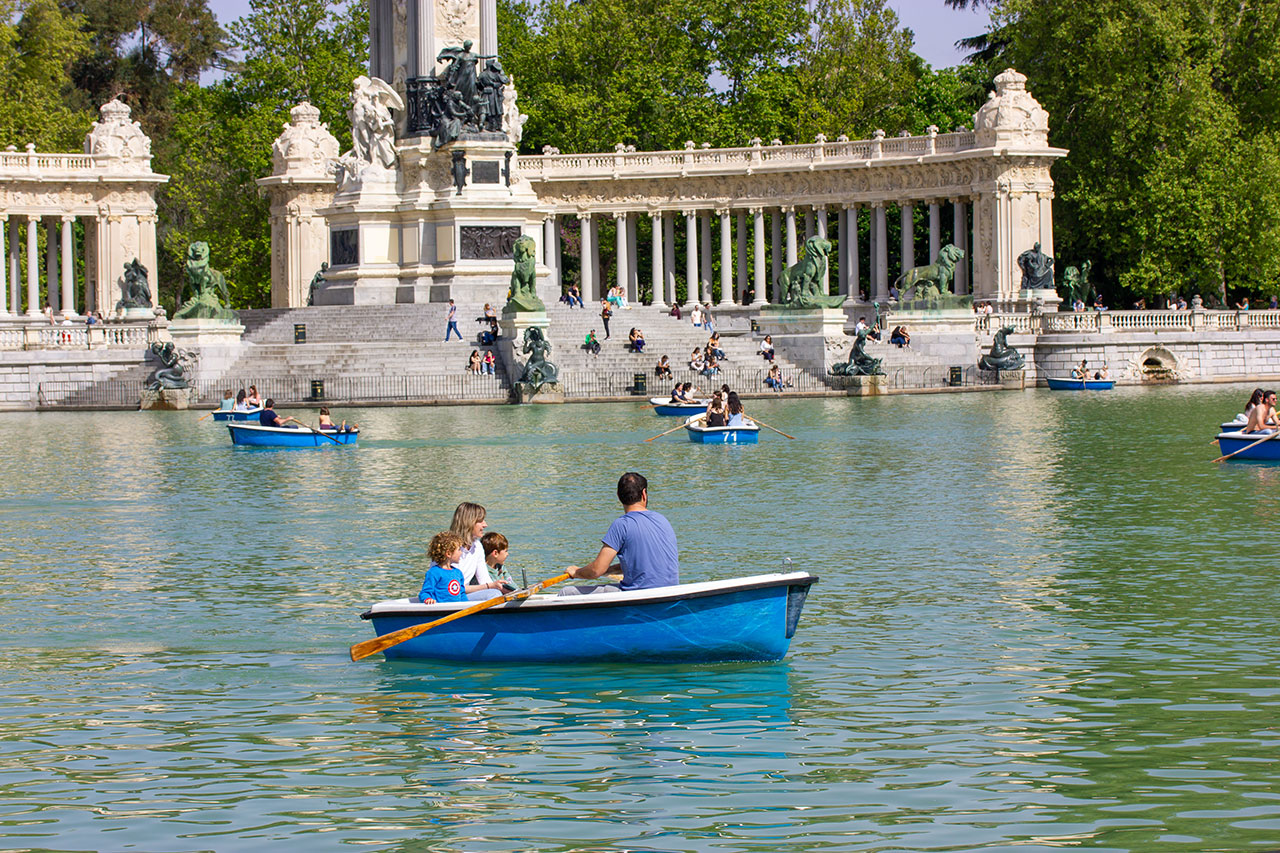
1138, 346, 1178, 383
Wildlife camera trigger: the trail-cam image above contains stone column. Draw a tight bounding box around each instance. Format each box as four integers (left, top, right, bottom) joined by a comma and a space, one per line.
846, 204, 860, 301
952, 198, 969, 295
0, 218, 7, 316
543, 216, 558, 291
836, 207, 848, 296
900, 202, 914, 278
815, 206, 828, 294
785, 207, 798, 266
480, 0, 498, 57
590, 216, 601, 299
699, 211, 711, 303
685, 210, 697, 305
61, 217, 76, 317
751, 208, 766, 306
718, 209, 732, 306
928, 201, 941, 263
770, 210, 782, 302
626, 213, 639, 302
662, 213, 676, 305
650, 212, 665, 308
735, 210, 747, 303
578, 213, 594, 302
45, 219, 58, 314
26, 215, 39, 315
613, 212, 627, 301
8, 218, 19, 315
873, 204, 888, 301
416, 0, 434, 76
804, 208, 814, 241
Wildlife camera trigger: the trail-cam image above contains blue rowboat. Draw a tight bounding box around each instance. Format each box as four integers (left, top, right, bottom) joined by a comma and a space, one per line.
360, 571, 818, 663
227, 422, 359, 447
1216, 430, 1280, 461
211, 408, 264, 422
649, 396, 706, 417
685, 416, 759, 444
1045, 376, 1115, 390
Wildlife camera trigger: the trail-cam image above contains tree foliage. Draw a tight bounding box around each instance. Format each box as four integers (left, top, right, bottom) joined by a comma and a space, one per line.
0, 0, 94, 150
982, 0, 1280, 303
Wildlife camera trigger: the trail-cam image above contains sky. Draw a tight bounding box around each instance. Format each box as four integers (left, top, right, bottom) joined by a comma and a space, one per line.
204, 0, 993, 71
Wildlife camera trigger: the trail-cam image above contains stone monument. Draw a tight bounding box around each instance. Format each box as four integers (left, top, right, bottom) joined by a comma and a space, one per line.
511, 325, 563, 403
170, 241, 245, 349
115, 258, 154, 319
140, 341, 197, 410
756, 236, 849, 373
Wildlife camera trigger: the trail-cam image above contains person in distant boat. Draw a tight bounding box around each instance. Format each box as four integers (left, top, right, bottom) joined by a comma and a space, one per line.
317, 407, 355, 432
246, 386, 263, 409
1245, 388, 1266, 416
726, 391, 748, 427
450, 502, 504, 600
704, 391, 727, 427
419, 530, 467, 604
1070, 359, 1087, 379
218, 390, 235, 411
232, 389, 250, 411
1094, 364, 1109, 380
1245, 390, 1278, 434
564, 472, 679, 594
259, 399, 302, 428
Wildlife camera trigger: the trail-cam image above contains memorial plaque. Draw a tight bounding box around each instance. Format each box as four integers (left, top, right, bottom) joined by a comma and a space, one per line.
330, 229, 358, 266
472, 161, 501, 184
460, 226, 522, 260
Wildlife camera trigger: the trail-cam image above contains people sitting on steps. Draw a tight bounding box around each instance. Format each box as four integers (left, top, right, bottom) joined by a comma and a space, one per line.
584, 330, 602, 356
655, 355, 672, 379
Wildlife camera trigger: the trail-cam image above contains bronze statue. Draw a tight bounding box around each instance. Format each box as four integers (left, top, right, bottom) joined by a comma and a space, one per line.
895, 244, 965, 301
174, 242, 235, 321
504, 235, 544, 313
1017, 242, 1055, 290
979, 325, 1025, 371
145, 341, 192, 390
831, 304, 885, 376
306, 262, 328, 307
477, 58, 509, 133
780, 237, 846, 309
116, 258, 152, 310
518, 326, 559, 388
1059, 260, 1094, 306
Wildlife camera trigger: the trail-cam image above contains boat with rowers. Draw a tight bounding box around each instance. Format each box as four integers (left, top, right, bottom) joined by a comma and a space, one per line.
684, 414, 760, 444
227, 422, 359, 447
211, 408, 264, 422
1215, 429, 1280, 461
1045, 376, 1115, 390
649, 396, 706, 416
359, 571, 817, 663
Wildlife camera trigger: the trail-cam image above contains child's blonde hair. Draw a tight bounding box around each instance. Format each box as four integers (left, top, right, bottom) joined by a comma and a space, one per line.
428, 530, 464, 567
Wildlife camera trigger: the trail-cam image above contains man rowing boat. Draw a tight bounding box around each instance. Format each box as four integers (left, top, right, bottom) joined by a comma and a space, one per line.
564, 472, 679, 594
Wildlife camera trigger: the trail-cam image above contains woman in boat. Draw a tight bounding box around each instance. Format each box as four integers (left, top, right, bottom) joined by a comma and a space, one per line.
218, 390, 235, 411
655, 354, 672, 379
450, 502, 504, 600
232, 389, 251, 411
759, 335, 775, 362
246, 386, 263, 409
1245, 388, 1265, 416
468, 349, 483, 374
705, 391, 728, 427
726, 391, 748, 426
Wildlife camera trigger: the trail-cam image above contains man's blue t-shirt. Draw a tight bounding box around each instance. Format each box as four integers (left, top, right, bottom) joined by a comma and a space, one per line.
602, 510, 679, 591
419, 564, 468, 603
259, 409, 280, 426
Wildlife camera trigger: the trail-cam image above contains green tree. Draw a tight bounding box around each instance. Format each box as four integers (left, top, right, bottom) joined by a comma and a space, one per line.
0, 0, 93, 150
157, 0, 366, 310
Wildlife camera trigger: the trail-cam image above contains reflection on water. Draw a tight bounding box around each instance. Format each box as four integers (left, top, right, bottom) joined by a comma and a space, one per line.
1, 385, 1279, 850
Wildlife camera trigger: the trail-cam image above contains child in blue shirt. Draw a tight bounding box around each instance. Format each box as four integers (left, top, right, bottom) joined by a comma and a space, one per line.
419, 531, 468, 604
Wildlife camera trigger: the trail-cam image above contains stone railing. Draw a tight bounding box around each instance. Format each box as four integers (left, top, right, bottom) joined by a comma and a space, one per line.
0, 318, 166, 351
978, 308, 1280, 336
0, 144, 99, 176
523, 129, 981, 181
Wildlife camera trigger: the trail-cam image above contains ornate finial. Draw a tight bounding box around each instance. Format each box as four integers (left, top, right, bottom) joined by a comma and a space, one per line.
993, 68, 1028, 93
98, 98, 132, 124
271, 101, 339, 178
289, 102, 323, 126
973, 67, 1049, 147
85, 97, 152, 170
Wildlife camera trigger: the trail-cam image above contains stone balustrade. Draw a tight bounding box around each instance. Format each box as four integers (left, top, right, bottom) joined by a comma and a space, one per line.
0, 318, 165, 351
979, 308, 1279, 336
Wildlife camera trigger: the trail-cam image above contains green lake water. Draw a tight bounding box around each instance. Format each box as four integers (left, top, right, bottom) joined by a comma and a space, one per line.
1, 385, 1278, 852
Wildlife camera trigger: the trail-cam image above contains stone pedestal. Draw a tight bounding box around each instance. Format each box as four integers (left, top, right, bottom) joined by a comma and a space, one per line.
755, 307, 850, 373
1018, 288, 1062, 314
512, 381, 564, 404
999, 369, 1026, 390
169, 318, 245, 346
140, 387, 194, 410
828, 374, 887, 396
881, 305, 982, 367
497, 310, 548, 382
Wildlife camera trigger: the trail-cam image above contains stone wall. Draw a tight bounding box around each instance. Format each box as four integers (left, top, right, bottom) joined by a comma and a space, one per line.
0, 350, 147, 410
1027, 329, 1280, 384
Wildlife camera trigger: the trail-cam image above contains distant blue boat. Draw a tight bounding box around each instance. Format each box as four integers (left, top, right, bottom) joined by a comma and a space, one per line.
227, 422, 359, 447
649, 396, 706, 417
1045, 376, 1115, 390
361, 571, 818, 663
1216, 430, 1280, 461
685, 417, 760, 444
211, 408, 264, 422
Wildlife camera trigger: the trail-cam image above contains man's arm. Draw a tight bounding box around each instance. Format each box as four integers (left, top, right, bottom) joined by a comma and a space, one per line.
567, 544, 619, 580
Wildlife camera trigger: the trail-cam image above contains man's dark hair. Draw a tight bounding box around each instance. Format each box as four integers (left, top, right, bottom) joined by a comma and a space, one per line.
264, 398, 275, 408
617, 472, 647, 505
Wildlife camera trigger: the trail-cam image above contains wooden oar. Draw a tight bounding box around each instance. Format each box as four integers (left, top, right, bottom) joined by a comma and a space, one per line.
305, 423, 345, 446
746, 416, 796, 440
349, 571, 571, 661
1213, 429, 1280, 463
645, 413, 705, 442
197, 411, 215, 422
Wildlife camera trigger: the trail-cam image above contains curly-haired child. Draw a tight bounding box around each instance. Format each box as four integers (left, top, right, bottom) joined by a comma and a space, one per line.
418, 531, 467, 604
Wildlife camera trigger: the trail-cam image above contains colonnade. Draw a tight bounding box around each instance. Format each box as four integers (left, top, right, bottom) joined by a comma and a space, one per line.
0, 216, 83, 318
541, 199, 972, 307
